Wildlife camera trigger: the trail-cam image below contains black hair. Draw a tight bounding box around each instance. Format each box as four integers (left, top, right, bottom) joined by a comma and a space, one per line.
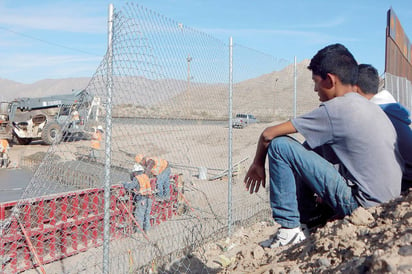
308, 43, 358, 85
357, 64, 379, 94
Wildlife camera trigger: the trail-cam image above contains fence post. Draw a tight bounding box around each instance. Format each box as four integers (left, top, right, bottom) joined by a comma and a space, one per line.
293, 56, 297, 118
103, 3, 114, 274
228, 37, 233, 237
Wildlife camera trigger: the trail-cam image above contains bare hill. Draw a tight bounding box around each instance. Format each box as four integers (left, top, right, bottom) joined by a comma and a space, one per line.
111, 59, 319, 121
0, 78, 91, 101
164, 59, 318, 121
232, 59, 318, 120
1, 60, 318, 121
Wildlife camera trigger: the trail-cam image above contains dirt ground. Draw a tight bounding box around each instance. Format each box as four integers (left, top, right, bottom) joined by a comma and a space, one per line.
186, 190, 412, 273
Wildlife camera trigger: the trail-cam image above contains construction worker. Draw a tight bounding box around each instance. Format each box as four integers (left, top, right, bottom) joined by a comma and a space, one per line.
71, 109, 80, 129
123, 163, 153, 232
0, 114, 6, 124
90, 125, 103, 161
135, 154, 171, 201
0, 139, 9, 168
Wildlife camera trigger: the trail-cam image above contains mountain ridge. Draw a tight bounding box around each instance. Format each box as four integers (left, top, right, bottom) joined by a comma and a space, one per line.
1, 59, 318, 121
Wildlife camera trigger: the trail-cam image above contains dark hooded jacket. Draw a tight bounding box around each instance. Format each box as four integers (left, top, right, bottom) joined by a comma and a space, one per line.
371, 90, 412, 183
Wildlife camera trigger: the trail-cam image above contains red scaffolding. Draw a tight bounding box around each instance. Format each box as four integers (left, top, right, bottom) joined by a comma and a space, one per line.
0, 175, 182, 273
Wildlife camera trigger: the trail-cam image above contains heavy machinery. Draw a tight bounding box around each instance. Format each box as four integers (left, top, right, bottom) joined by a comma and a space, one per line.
0, 89, 101, 145
0, 102, 12, 141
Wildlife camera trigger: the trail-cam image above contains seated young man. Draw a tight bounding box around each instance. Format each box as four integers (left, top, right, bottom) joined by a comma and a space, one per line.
356, 63, 412, 193
244, 44, 403, 248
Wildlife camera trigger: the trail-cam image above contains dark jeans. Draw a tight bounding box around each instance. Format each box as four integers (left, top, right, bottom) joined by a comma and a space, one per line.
401, 179, 412, 194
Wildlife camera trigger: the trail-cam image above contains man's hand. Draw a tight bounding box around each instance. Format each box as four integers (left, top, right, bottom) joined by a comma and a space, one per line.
244, 163, 266, 194
244, 121, 296, 194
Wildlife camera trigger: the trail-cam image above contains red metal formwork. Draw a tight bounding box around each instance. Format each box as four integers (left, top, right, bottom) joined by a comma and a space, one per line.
0, 175, 182, 273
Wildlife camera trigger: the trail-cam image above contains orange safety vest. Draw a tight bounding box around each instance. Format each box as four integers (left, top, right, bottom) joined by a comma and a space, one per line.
147, 157, 168, 176
0, 139, 9, 153
91, 131, 102, 149
135, 173, 152, 196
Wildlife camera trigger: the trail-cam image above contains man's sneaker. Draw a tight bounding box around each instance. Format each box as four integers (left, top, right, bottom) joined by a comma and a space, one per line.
260, 225, 308, 248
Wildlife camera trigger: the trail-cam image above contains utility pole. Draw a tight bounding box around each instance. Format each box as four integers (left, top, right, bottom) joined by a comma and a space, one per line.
187, 54, 192, 114
273, 78, 279, 119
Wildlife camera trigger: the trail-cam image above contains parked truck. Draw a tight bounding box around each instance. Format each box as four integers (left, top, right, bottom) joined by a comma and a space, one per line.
0, 89, 101, 145
232, 113, 258, 129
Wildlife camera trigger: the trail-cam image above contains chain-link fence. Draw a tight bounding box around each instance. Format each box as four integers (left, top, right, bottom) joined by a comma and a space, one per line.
0, 3, 319, 273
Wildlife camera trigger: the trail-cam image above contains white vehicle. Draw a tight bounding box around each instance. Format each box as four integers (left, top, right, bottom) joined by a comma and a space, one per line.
232, 113, 258, 129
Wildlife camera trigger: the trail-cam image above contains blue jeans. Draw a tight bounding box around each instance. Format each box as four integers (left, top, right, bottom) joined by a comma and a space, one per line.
156, 167, 171, 199
268, 136, 360, 228
135, 196, 153, 231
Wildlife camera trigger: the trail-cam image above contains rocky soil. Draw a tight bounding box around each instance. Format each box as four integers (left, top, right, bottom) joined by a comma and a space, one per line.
191, 190, 412, 274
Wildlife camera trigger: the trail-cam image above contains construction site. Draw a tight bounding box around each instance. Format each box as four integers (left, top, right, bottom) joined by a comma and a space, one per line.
0, 4, 309, 272
0, 109, 276, 273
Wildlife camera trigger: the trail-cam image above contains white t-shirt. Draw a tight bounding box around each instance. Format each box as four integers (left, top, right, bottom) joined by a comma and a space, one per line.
292, 92, 402, 207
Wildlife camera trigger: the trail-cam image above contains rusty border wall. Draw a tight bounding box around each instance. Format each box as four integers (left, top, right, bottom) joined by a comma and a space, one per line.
385, 8, 412, 111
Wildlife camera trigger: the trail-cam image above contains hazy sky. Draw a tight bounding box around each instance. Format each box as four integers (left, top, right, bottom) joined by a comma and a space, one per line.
0, 0, 411, 84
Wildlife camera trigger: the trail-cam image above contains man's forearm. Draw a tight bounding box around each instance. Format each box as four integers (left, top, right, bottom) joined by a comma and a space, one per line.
253, 134, 270, 166
253, 121, 297, 166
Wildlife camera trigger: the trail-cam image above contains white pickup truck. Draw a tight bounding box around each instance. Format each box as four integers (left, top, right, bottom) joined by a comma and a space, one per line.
232, 113, 258, 129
